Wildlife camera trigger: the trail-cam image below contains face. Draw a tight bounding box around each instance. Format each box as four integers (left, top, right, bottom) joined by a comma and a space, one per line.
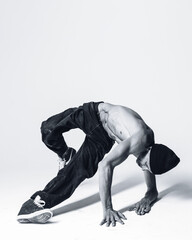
136, 148, 152, 173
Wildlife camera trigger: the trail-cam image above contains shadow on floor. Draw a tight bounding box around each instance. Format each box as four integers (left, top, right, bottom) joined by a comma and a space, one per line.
158, 182, 192, 200
119, 181, 192, 213
53, 175, 143, 216
53, 179, 192, 217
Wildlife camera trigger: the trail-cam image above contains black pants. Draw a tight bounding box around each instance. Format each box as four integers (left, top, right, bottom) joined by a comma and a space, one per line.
31, 102, 114, 208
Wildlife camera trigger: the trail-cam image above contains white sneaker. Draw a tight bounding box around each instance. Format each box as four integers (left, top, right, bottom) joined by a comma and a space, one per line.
17, 195, 53, 224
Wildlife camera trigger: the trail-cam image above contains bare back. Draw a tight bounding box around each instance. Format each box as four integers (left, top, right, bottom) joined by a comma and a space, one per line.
98, 103, 152, 144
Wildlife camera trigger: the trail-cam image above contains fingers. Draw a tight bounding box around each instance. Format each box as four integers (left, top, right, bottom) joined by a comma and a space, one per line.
118, 212, 127, 220
111, 219, 116, 227
115, 217, 124, 225
127, 203, 137, 212
114, 211, 127, 226
100, 200, 152, 227
144, 204, 151, 213
100, 219, 107, 226
135, 200, 151, 215
100, 210, 127, 227
106, 214, 110, 227
106, 212, 116, 227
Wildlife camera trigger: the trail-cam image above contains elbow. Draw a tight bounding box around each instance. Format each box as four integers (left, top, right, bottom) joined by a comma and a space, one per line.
98, 160, 113, 172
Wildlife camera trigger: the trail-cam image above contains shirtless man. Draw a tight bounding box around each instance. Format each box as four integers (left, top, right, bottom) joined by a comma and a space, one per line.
17, 101, 180, 226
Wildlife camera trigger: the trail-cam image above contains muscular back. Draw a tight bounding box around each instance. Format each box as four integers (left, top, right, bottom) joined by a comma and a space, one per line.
98, 103, 153, 147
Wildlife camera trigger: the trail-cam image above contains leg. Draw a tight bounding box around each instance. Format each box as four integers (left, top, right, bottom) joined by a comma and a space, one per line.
17, 102, 114, 223
41, 107, 78, 158
32, 102, 114, 208
31, 136, 107, 208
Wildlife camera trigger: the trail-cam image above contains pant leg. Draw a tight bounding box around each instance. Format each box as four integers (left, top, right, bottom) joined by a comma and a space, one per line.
31, 135, 108, 208
41, 107, 78, 158
41, 102, 102, 158
31, 102, 114, 208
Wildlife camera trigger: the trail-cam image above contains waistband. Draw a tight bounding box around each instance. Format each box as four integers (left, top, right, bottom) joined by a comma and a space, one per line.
94, 101, 104, 115
93, 101, 104, 125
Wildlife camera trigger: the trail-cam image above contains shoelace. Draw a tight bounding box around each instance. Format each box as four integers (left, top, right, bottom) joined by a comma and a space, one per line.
34, 195, 45, 208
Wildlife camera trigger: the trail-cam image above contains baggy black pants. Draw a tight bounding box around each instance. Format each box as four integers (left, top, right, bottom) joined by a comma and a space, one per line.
31, 102, 114, 208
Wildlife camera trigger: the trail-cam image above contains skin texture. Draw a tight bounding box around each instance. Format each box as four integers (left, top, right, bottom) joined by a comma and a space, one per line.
127, 171, 158, 215
98, 103, 157, 227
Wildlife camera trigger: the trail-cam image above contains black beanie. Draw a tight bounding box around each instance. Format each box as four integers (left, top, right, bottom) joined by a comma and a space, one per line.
149, 144, 180, 175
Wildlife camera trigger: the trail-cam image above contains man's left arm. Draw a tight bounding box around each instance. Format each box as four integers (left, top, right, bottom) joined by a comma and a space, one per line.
128, 170, 158, 215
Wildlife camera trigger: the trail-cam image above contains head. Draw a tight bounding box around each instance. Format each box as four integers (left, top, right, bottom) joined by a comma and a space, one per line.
137, 144, 180, 175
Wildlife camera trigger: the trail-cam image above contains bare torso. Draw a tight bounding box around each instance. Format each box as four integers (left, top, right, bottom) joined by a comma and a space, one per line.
98, 102, 152, 144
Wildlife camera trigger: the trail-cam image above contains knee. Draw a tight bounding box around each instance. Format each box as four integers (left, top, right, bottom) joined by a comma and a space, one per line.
40, 121, 52, 143
41, 120, 48, 134
41, 120, 47, 131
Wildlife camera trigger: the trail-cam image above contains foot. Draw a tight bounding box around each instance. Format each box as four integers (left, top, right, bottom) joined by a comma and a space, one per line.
58, 147, 76, 171
17, 195, 53, 223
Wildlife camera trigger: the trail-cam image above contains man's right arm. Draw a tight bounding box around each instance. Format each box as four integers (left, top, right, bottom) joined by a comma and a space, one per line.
99, 152, 127, 227
98, 138, 134, 227
98, 129, 151, 226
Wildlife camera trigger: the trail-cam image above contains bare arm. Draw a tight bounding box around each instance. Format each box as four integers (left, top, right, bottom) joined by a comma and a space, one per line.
99, 147, 127, 227
99, 130, 148, 226
99, 135, 139, 212
128, 170, 158, 215
144, 170, 157, 192
99, 142, 129, 210
143, 170, 158, 201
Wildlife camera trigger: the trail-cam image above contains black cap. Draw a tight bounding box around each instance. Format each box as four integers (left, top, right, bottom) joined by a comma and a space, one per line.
149, 144, 180, 175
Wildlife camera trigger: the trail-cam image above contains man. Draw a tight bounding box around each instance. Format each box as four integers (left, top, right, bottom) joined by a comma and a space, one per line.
17, 101, 180, 226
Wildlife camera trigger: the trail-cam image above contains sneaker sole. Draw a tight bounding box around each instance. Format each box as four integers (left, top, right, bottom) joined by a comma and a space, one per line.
17, 209, 53, 224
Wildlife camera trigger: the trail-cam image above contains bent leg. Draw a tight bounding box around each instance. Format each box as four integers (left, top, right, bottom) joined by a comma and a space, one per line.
41, 107, 77, 158
18, 102, 114, 223
31, 137, 106, 208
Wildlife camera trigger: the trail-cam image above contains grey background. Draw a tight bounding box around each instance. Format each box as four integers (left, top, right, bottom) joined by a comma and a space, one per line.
1, 1, 191, 239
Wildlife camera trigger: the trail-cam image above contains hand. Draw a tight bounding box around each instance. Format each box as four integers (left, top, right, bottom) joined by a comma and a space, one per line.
127, 198, 151, 215
100, 209, 127, 227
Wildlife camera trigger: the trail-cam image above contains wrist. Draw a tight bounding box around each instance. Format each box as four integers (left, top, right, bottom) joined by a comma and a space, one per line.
145, 189, 158, 202
103, 204, 113, 213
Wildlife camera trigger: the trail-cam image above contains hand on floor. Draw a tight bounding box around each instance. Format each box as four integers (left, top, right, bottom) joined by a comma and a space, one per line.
100, 209, 127, 227
127, 198, 152, 215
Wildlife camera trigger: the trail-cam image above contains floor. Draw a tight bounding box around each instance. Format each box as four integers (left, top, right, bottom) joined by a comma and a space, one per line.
1, 158, 192, 240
